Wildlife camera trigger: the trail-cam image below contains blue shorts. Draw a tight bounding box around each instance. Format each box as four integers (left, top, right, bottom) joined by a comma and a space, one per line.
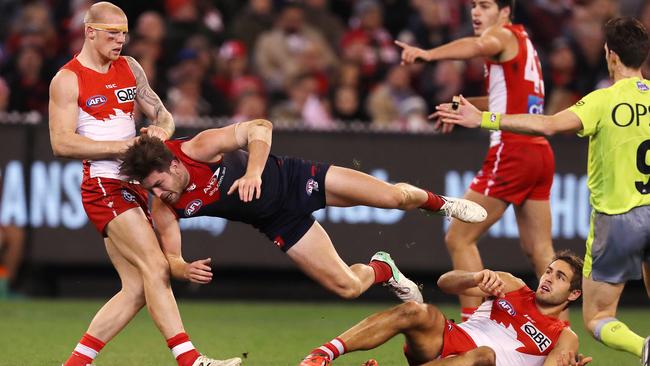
584, 205, 650, 283
259, 157, 330, 252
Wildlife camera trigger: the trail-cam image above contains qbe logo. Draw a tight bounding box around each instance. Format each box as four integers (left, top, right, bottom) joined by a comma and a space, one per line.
115, 87, 137, 103
521, 321, 551, 352
185, 199, 203, 216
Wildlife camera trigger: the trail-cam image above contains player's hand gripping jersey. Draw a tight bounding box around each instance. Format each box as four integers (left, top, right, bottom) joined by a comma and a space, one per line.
471, 25, 554, 203
441, 286, 569, 366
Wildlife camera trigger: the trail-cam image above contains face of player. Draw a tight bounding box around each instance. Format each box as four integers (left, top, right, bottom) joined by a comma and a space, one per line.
142, 160, 188, 205
471, 0, 508, 36
87, 14, 129, 61
535, 260, 581, 307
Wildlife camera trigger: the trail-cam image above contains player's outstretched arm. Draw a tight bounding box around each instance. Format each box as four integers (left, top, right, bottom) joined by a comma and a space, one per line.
49, 70, 134, 159
183, 119, 273, 202
435, 95, 584, 136
125, 56, 174, 140
151, 197, 213, 284
544, 329, 592, 366
437, 269, 525, 298
395, 26, 507, 65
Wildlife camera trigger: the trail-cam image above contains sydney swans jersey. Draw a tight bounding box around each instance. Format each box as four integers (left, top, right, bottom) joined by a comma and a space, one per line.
164, 140, 285, 229
569, 77, 650, 214
485, 24, 547, 147
459, 286, 569, 366
61, 56, 137, 179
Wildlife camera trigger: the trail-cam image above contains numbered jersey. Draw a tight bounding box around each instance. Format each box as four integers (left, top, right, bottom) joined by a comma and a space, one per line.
61, 56, 137, 180
457, 286, 569, 366
485, 24, 547, 147
569, 77, 650, 214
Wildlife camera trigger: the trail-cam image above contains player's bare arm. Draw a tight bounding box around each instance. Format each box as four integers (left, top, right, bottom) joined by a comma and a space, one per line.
395, 25, 512, 65
151, 197, 213, 284
49, 70, 135, 159
437, 269, 525, 298
125, 56, 174, 140
435, 95, 585, 136
183, 119, 273, 202
545, 329, 592, 366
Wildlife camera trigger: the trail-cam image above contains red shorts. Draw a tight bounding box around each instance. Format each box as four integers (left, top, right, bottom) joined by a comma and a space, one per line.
469, 141, 554, 205
440, 319, 476, 358
81, 176, 152, 236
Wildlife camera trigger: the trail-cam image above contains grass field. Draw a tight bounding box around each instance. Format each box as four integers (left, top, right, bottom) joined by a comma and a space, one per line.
0, 300, 647, 366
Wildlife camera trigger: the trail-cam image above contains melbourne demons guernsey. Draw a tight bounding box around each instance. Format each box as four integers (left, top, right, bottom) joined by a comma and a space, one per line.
61, 56, 137, 179
486, 24, 547, 147
164, 140, 285, 230
458, 286, 569, 366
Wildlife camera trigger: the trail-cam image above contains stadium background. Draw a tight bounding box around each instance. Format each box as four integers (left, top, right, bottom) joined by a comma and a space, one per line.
0, 0, 648, 365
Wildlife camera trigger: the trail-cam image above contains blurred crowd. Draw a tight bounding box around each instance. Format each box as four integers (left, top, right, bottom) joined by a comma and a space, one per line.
0, 0, 648, 132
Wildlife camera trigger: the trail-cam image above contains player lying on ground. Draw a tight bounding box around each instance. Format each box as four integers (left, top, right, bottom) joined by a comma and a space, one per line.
119, 120, 486, 303
435, 16, 650, 366
300, 250, 591, 366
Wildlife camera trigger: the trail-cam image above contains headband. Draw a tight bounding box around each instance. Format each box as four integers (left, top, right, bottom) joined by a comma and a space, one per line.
85, 23, 128, 32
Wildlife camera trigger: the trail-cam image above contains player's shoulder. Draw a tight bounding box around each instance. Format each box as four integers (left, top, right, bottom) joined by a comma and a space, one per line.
50, 69, 79, 98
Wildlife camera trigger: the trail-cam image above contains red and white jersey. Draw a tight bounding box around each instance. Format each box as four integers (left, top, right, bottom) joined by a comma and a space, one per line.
459, 286, 569, 366
485, 24, 547, 147
61, 56, 137, 180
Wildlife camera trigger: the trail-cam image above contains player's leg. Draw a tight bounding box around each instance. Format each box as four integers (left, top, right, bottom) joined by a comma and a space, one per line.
64, 238, 146, 366
513, 199, 554, 277
324, 166, 486, 223
104, 208, 241, 366
286, 221, 421, 301
301, 302, 447, 364
582, 277, 645, 357
419, 347, 496, 366
444, 190, 508, 320
0, 225, 24, 297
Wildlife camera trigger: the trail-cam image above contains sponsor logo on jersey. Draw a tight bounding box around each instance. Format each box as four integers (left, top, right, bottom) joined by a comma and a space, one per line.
204, 167, 226, 196
186, 183, 196, 192
637, 81, 649, 92
86, 95, 107, 108
575, 100, 585, 107
105, 83, 117, 89
185, 199, 203, 216
121, 189, 136, 202
527, 95, 544, 115
497, 299, 516, 316
306, 178, 319, 196
521, 321, 551, 353
115, 86, 137, 103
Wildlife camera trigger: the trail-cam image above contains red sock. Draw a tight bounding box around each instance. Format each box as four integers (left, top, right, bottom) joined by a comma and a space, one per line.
64, 333, 105, 366
419, 191, 445, 212
369, 260, 393, 284
461, 307, 478, 322
167, 333, 200, 366
313, 337, 347, 360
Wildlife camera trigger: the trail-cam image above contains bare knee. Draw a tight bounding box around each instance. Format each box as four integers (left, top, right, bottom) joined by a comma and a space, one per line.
120, 285, 146, 308
393, 301, 437, 330
138, 255, 171, 285
445, 229, 472, 254
471, 346, 496, 366
382, 182, 413, 210
330, 277, 363, 300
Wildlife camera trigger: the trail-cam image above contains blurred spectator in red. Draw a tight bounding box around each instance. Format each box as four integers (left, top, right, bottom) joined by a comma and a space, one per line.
366, 64, 427, 130
341, 0, 399, 85
5, 2, 58, 61
213, 40, 264, 103
567, 11, 609, 93
0, 224, 25, 299
331, 85, 368, 122
254, 3, 337, 95
400, 0, 453, 52
270, 73, 333, 129
304, 0, 345, 50
5, 46, 48, 114
545, 38, 581, 114
231, 91, 268, 124
520, 0, 572, 54
425, 60, 464, 108
0, 78, 9, 111
230, 0, 275, 53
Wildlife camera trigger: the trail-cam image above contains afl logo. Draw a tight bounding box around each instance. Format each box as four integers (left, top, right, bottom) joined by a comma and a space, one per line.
185, 199, 203, 216
306, 178, 319, 196
497, 299, 516, 316
86, 95, 107, 107
121, 189, 136, 202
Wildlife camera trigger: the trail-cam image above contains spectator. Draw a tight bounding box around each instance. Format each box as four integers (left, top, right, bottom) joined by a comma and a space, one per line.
231, 91, 267, 124
6, 46, 48, 114
545, 38, 581, 114
230, 0, 275, 53
520, 0, 572, 54
213, 40, 264, 102
270, 73, 333, 129
304, 0, 345, 50
331, 85, 368, 123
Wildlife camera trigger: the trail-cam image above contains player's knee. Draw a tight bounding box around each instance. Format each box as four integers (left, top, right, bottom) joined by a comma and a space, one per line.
138, 256, 171, 284
331, 278, 362, 299
444, 230, 470, 253
387, 183, 412, 209
472, 346, 496, 366
395, 301, 433, 329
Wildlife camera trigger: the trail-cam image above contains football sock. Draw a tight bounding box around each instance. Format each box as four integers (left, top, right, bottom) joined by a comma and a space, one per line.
312, 337, 347, 360
461, 307, 478, 322
419, 191, 445, 212
167, 332, 201, 366
595, 318, 644, 357
64, 333, 105, 366
369, 260, 393, 284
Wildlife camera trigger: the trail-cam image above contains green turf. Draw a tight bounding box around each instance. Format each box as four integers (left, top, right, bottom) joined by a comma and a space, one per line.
0, 300, 647, 365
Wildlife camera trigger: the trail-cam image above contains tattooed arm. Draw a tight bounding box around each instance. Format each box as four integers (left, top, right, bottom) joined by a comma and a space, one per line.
125, 56, 174, 140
